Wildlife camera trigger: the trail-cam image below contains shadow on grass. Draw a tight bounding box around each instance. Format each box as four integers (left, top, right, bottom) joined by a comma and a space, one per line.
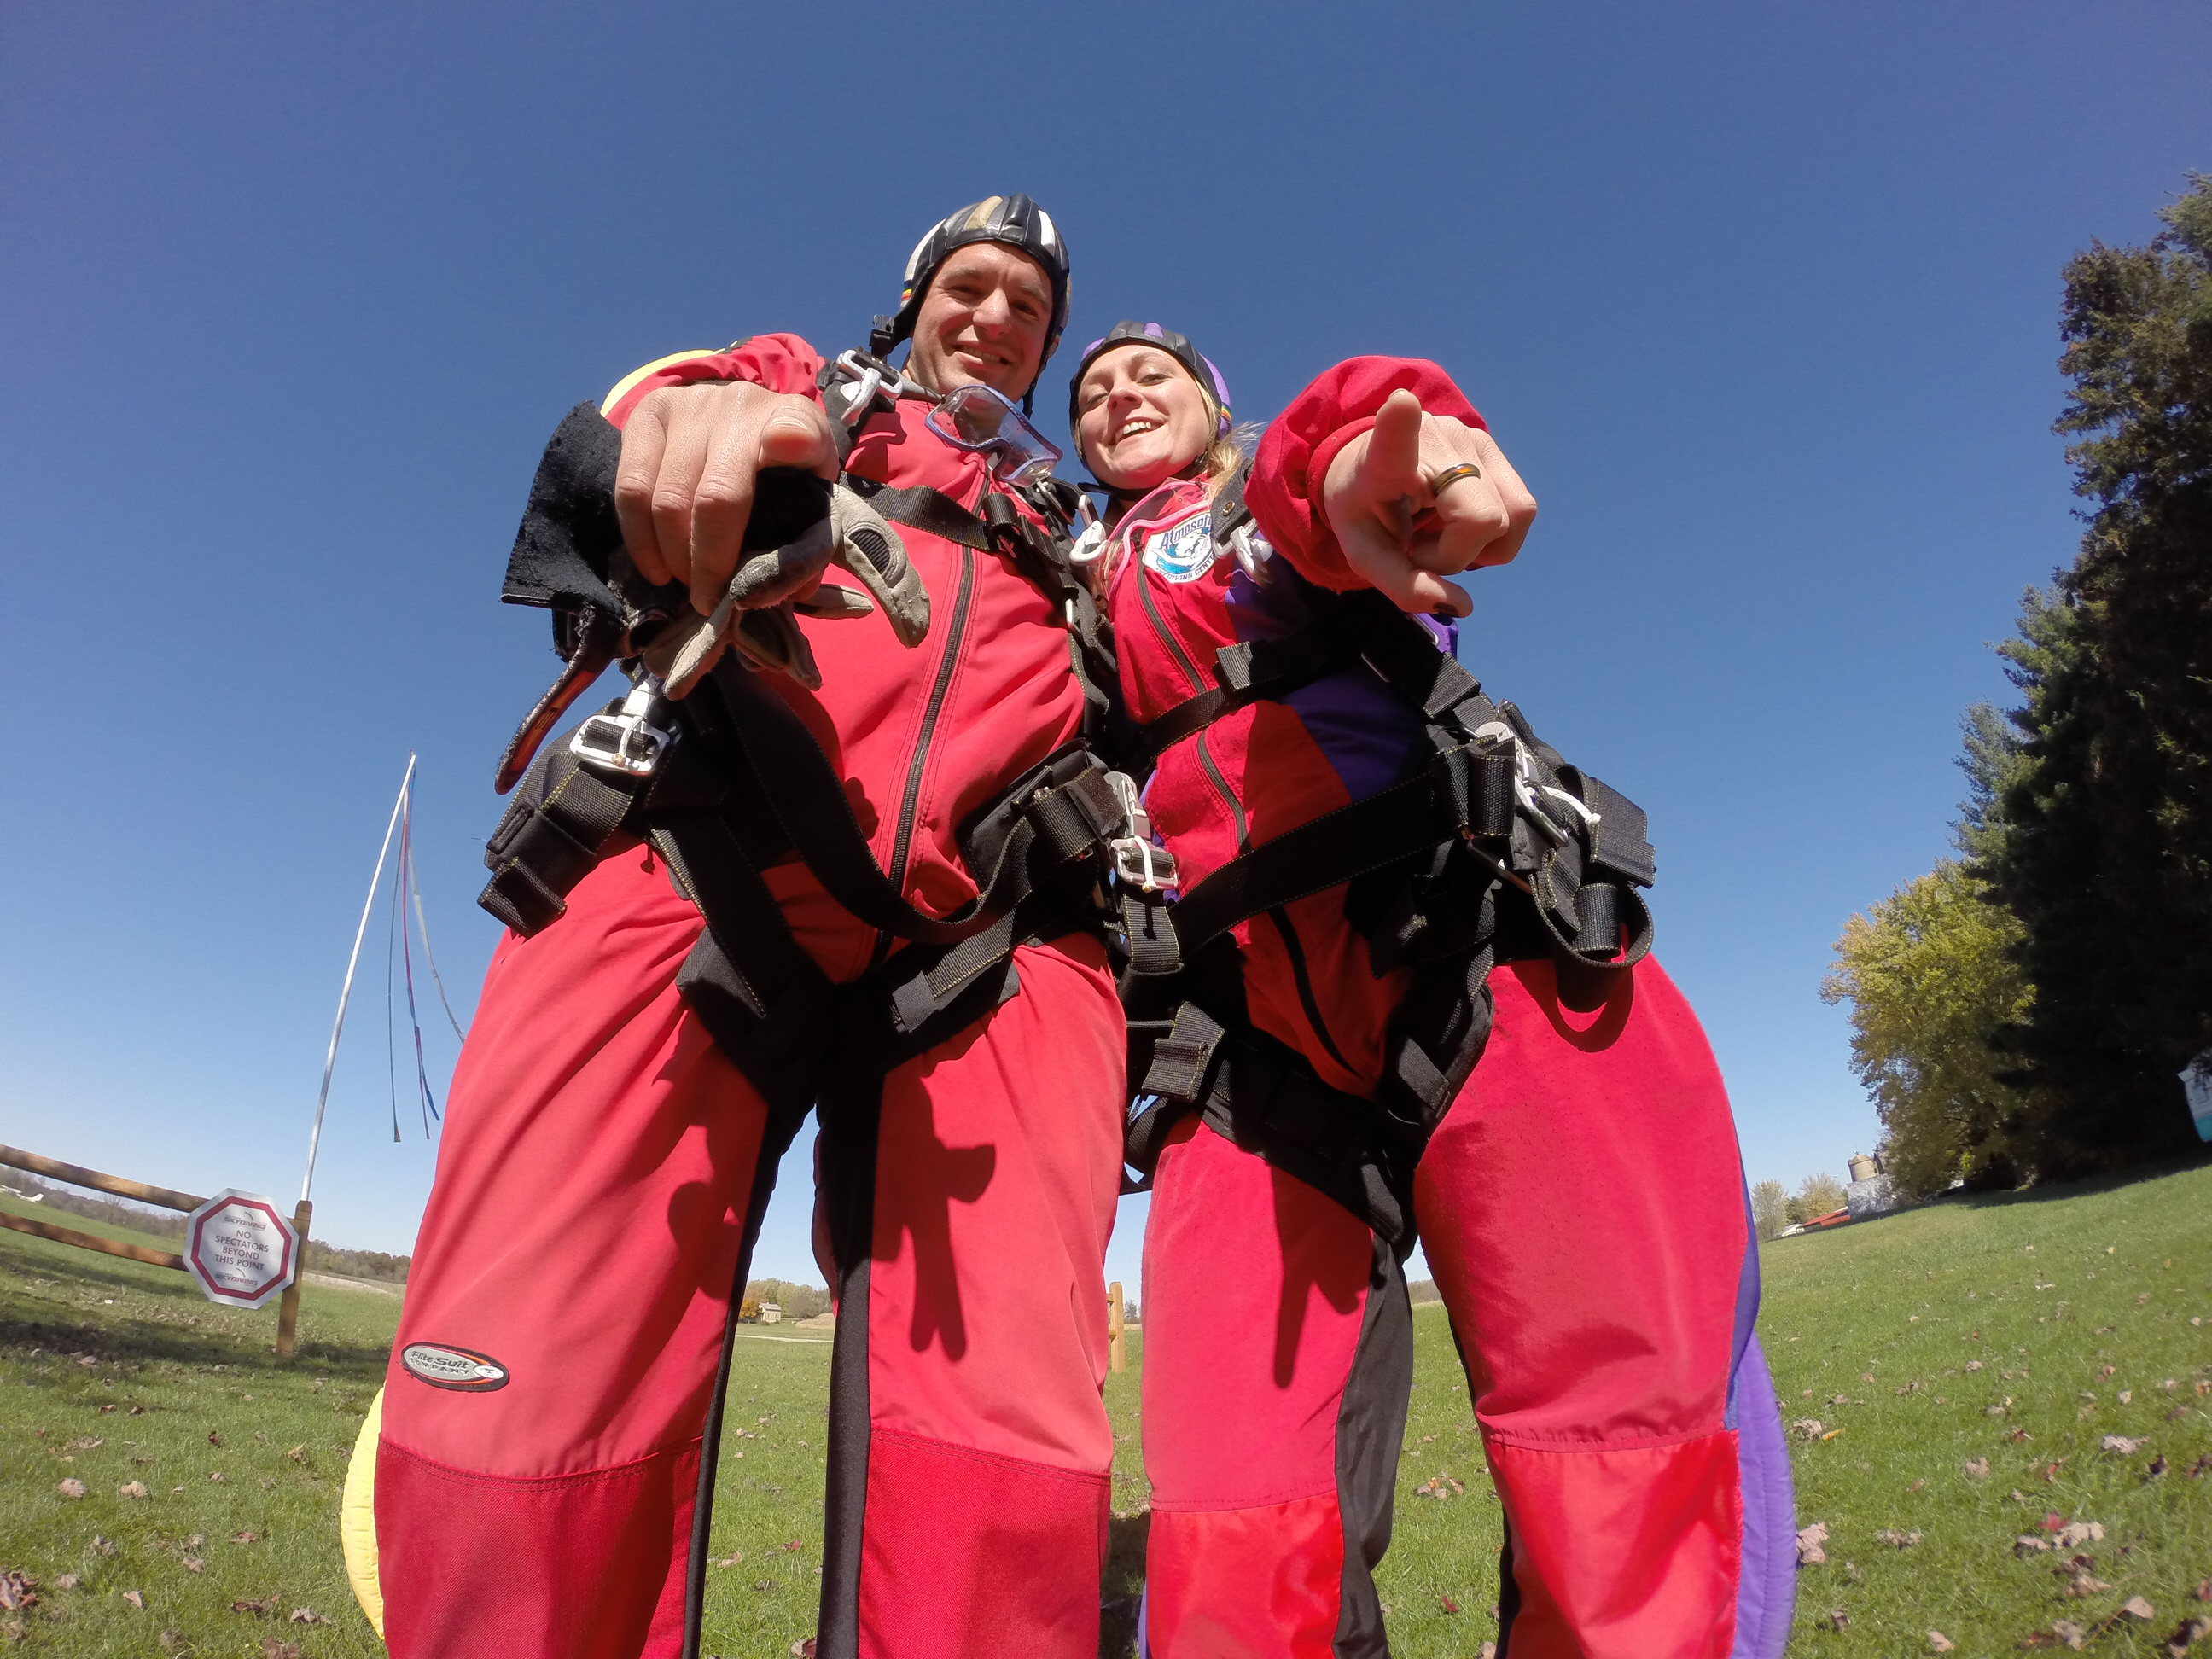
1100, 1508, 1149, 1659
1948, 1146, 2212, 1210
1764, 1149, 2212, 1249
0, 1307, 388, 1383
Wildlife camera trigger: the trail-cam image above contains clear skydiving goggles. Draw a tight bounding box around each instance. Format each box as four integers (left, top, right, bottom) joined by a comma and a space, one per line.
924, 382, 1064, 486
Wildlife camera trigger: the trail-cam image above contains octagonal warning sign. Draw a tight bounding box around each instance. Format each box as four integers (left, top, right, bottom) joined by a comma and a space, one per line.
184, 1190, 299, 1310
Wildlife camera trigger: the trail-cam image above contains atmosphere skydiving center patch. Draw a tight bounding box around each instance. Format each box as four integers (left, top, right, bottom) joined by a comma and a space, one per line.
1142, 512, 1218, 583
400, 1342, 511, 1392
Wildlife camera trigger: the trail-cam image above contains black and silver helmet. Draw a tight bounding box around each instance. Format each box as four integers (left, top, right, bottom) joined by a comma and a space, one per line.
869, 194, 1072, 390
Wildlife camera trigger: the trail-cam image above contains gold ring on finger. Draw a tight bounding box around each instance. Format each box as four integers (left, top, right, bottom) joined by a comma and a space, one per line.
1429, 463, 1482, 498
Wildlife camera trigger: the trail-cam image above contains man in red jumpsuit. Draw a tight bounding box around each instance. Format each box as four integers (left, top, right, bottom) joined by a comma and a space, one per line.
374, 196, 1537, 1659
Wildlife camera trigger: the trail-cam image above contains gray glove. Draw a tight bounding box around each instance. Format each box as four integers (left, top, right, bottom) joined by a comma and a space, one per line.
641, 485, 930, 697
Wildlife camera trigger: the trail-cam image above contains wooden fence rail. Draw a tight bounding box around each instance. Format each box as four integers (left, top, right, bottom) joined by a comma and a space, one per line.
0, 1144, 205, 1214
0, 1144, 314, 1358
0, 1211, 188, 1271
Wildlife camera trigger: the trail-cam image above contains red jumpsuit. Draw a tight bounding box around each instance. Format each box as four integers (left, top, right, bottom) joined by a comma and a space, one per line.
1115, 359, 1797, 1657
375, 337, 1127, 1659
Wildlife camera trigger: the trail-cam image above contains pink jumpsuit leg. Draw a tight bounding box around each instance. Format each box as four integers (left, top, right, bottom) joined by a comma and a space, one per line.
1138, 1118, 1409, 1659
376, 850, 766, 1659
376, 854, 1127, 1659
1134, 958, 1794, 1659
824, 933, 1126, 1659
1416, 958, 1796, 1659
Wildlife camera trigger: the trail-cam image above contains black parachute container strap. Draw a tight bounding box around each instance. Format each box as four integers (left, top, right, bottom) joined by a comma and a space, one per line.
478, 391, 1145, 1659
1116, 462, 1660, 1251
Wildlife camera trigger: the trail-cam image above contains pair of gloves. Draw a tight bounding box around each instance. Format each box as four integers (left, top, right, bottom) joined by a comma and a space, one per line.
626, 479, 933, 697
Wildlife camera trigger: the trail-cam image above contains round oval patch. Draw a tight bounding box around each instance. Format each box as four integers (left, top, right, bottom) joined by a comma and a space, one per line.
400, 1342, 509, 1393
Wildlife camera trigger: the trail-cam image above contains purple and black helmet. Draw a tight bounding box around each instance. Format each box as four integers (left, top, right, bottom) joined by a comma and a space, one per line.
1067, 322, 1232, 445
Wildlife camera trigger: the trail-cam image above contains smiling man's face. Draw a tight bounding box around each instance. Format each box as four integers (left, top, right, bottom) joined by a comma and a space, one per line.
904, 242, 1053, 399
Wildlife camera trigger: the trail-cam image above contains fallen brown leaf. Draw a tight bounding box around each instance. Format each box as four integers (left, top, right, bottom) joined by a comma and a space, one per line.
1965, 1458, 1992, 1479
55, 1479, 85, 1499
1441, 1595, 1461, 1613
0, 1575, 36, 1613
288, 1609, 328, 1625
230, 1531, 260, 1545
122, 1590, 145, 1610
119, 1481, 148, 1499
2163, 1613, 2211, 1652
1929, 1633, 1954, 1652
1796, 1522, 1828, 1565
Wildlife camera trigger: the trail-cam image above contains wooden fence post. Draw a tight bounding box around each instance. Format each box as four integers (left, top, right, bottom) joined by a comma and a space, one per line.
1108, 1280, 1126, 1374
275, 1199, 312, 1359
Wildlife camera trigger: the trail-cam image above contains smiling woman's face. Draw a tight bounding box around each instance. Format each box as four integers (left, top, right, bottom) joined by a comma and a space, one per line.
1074, 345, 1215, 492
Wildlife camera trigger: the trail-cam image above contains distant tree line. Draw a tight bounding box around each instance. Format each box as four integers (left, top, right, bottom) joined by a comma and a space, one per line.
1825, 176, 2212, 1197
742, 1278, 830, 1322
1749, 1175, 1848, 1242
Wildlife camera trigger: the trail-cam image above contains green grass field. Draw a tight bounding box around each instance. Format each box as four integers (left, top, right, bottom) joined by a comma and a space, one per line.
2, 1161, 2207, 1656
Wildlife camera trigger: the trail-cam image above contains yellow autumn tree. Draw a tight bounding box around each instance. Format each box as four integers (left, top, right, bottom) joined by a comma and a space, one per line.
1821, 860, 2036, 1198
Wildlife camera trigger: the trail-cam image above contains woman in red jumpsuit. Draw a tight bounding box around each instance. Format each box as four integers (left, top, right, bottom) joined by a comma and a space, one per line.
1068, 324, 1797, 1658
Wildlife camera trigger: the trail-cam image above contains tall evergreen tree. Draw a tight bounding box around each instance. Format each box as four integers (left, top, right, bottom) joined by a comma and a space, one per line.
1984, 176, 2212, 1172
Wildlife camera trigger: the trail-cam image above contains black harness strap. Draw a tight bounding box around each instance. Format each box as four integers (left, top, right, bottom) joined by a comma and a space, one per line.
1163, 743, 1516, 962
700, 666, 1122, 947
841, 477, 996, 552
1124, 1002, 1419, 1252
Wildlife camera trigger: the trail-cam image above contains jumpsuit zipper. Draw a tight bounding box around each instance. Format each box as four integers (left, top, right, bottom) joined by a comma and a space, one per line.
1134, 553, 1351, 1071
868, 544, 978, 971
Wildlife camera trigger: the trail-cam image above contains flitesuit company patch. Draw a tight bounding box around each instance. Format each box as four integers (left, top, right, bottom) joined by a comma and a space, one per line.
399, 1342, 510, 1392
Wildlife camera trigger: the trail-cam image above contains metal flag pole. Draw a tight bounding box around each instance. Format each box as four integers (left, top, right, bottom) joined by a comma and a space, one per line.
276, 754, 418, 1358
300, 754, 417, 1208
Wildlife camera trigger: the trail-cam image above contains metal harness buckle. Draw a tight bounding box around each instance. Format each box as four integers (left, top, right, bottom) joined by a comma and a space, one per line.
1104, 771, 1179, 894
1465, 721, 1596, 847
830, 350, 923, 429
570, 680, 673, 778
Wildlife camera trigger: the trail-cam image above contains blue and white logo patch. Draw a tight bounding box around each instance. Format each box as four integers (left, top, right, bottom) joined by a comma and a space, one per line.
1141, 513, 1218, 584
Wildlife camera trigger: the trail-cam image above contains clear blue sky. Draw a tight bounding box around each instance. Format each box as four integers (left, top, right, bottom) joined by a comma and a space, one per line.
3, 2, 2206, 1297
